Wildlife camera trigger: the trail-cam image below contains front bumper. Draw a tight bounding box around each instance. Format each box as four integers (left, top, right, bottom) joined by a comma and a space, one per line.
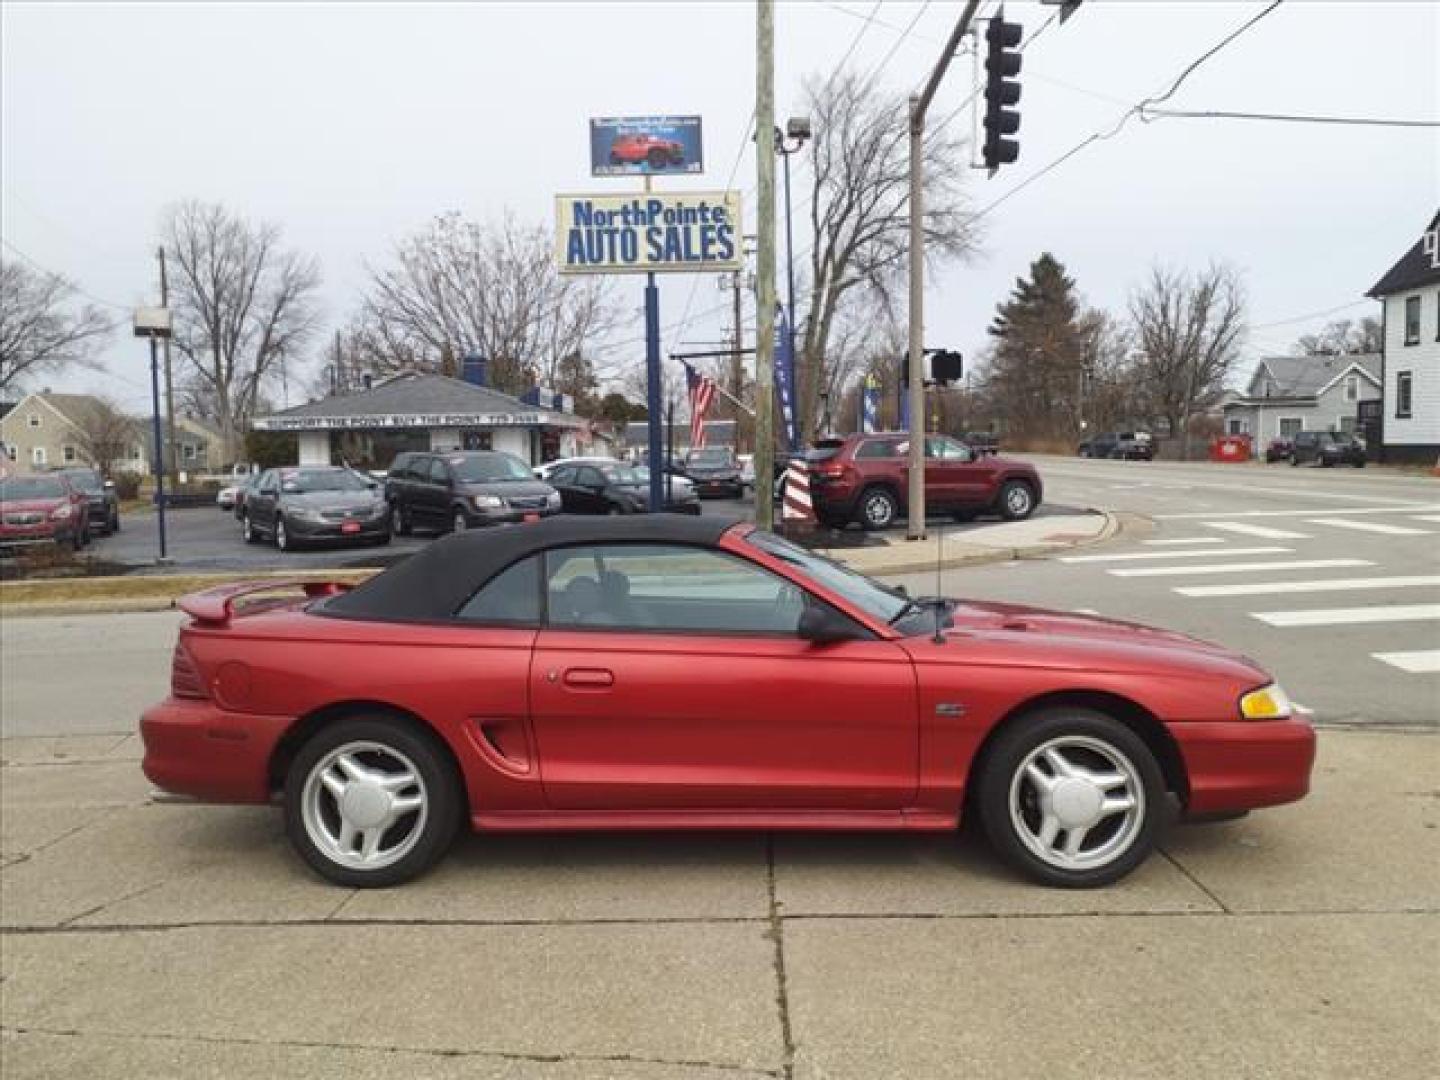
0, 524, 63, 548
690, 477, 743, 497
462, 504, 562, 527
141, 697, 294, 804
1172, 717, 1317, 815
286, 515, 390, 542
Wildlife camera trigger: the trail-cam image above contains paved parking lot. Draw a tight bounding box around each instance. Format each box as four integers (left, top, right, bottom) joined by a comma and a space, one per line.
2, 728, 1436, 1079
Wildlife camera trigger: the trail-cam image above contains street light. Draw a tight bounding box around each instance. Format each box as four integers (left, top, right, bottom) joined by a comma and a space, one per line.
774, 116, 810, 443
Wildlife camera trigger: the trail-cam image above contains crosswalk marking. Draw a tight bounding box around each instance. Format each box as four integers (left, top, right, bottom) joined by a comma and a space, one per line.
1143, 537, 1226, 546
1305, 518, 1432, 536
1175, 575, 1440, 598
1371, 650, 1440, 674
1251, 604, 1440, 628
1061, 546, 1290, 564
1155, 504, 1440, 520
1203, 522, 1311, 540
1110, 558, 1373, 578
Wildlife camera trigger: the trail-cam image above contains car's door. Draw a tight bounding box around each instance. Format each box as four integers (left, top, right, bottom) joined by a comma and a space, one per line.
529, 543, 919, 811
573, 466, 610, 514
547, 466, 583, 512
249, 470, 279, 532
423, 457, 452, 523
925, 436, 987, 508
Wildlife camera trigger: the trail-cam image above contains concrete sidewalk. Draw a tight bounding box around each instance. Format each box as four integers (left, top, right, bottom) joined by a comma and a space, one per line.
2, 729, 1435, 1079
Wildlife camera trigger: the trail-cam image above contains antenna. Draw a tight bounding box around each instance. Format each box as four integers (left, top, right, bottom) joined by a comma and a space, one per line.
932, 516, 946, 644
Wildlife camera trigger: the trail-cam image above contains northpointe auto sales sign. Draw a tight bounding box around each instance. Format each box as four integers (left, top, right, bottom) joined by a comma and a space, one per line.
555, 192, 742, 275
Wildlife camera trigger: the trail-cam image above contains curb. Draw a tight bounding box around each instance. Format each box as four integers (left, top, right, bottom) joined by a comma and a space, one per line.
825, 509, 1127, 576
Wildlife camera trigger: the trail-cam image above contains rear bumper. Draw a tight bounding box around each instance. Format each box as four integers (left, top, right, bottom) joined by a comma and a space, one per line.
1173, 717, 1316, 815
140, 697, 294, 804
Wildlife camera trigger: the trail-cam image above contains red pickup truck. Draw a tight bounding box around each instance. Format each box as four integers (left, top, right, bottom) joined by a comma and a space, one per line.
808, 432, 1043, 530
609, 134, 685, 169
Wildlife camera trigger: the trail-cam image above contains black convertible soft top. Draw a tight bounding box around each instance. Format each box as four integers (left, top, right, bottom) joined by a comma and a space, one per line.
322, 514, 744, 621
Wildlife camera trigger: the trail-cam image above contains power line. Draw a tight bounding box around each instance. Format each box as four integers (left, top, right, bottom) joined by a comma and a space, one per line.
0, 238, 130, 311
831, 0, 885, 71
1252, 299, 1371, 330
1140, 106, 1440, 128
864, 0, 933, 87
971, 0, 1286, 222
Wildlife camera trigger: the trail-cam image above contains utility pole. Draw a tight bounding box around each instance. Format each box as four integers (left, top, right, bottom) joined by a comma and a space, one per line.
158, 247, 177, 482
906, 0, 981, 541
754, 0, 777, 531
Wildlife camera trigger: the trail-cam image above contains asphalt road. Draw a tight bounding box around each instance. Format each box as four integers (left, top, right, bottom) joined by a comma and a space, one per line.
892, 456, 1440, 730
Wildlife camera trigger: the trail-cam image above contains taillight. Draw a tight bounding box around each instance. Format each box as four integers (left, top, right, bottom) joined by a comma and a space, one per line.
171, 642, 207, 699
816, 463, 847, 480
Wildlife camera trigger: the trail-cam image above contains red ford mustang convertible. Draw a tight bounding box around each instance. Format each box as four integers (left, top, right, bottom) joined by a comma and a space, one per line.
141, 516, 1315, 889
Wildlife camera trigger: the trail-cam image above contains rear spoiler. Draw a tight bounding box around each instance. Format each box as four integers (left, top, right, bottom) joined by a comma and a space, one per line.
177, 580, 353, 626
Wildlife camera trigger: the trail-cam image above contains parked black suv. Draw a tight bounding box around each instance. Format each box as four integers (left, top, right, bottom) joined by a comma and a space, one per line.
56, 467, 120, 534
386, 451, 560, 534
682, 447, 744, 498
1290, 431, 1366, 468
1079, 431, 1153, 460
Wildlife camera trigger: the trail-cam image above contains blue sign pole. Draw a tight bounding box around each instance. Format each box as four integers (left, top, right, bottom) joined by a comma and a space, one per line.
775, 305, 798, 452
147, 335, 168, 560
644, 272, 664, 513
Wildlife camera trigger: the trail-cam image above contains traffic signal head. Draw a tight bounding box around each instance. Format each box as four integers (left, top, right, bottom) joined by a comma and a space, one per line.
983, 15, 1023, 170
930, 349, 964, 386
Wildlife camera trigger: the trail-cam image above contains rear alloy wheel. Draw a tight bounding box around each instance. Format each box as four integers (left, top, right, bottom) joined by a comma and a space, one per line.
285, 718, 460, 887
977, 708, 1165, 888
390, 503, 410, 537
998, 480, 1036, 521
858, 487, 898, 531
452, 509, 468, 534
241, 513, 258, 544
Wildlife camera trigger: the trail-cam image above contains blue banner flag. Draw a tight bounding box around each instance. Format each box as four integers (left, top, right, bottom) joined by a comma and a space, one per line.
861, 375, 879, 433
774, 304, 799, 451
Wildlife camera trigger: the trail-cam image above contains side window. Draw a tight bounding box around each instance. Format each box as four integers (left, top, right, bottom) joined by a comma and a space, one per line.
455, 556, 541, 625
545, 544, 806, 635
577, 467, 605, 487
927, 436, 973, 462
855, 439, 900, 460
550, 466, 576, 485
427, 458, 450, 484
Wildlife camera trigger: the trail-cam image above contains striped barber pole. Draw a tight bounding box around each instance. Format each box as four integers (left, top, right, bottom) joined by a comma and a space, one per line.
782, 460, 816, 523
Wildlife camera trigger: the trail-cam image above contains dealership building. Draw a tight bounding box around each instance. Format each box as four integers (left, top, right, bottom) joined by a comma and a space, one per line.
252, 372, 597, 469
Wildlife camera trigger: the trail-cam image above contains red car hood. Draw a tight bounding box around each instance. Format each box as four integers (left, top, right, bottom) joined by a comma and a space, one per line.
904, 598, 1268, 682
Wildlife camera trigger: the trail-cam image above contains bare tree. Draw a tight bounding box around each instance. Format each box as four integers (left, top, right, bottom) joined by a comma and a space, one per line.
355, 213, 616, 397
162, 201, 322, 463
796, 67, 980, 439
1128, 263, 1247, 458
68, 394, 138, 477
0, 258, 116, 392
1294, 317, 1382, 356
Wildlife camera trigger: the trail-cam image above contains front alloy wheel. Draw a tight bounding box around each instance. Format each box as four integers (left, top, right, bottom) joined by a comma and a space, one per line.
285, 718, 459, 887
859, 487, 898, 530
241, 513, 257, 544
977, 708, 1164, 887
390, 503, 410, 536
275, 517, 291, 552
452, 509, 468, 534
998, 480, 1035, 521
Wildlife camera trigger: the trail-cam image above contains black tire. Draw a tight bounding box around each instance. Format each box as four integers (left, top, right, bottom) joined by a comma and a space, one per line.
976, 707, 1166, 888
451, 507, 469, 534
283, 716, 461, 888
390, 502, 411, 537
275, 515, 294, 552
241, 512, 259, 545
110, 509, 120, 533
1290, 455, 1300, 467
71, 525, 83, 552
997, 479, 1036, 521
857, 486, 898, 531
373, 531, 391, 546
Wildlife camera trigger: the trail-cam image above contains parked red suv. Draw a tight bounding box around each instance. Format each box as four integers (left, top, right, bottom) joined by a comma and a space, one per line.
809, 433, 1043, 530
609, 133, 684, 169
0, 473, 89, 551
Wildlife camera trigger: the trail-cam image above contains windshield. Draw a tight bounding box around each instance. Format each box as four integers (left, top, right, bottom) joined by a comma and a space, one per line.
60, 470, 101, 491
599, 463, 644, 484
451, 453, 532, 482
1, 477, 67, 500
281, 469, 371, 494
687, 449, 732, 467
746, 530, 909, 625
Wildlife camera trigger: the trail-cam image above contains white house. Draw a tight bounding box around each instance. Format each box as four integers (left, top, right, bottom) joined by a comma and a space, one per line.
1366, 209, 1440, 464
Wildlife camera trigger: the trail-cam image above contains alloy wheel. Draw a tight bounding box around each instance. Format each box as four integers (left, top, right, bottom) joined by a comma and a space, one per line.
1005, 483, 1033, 517
299, 741, 429, 872
452, 510, 467, 533
276, 518, 289, 551
1007, 735, 1146, 873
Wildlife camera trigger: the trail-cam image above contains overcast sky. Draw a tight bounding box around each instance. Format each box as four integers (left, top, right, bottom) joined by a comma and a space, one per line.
3, 0, 1437, 416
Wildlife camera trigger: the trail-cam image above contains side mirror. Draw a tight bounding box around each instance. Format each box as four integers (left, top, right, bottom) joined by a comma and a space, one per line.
798, 602, 863, 645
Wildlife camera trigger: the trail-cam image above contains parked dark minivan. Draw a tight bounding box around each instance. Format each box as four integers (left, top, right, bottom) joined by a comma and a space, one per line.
1290, 431, 1366, 468
386, 451, 560, 535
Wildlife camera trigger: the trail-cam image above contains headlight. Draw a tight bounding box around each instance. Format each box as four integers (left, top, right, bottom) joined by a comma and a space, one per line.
473, 495, 504, 509
1240, 683, 1293, 720
50, 505, 73, 521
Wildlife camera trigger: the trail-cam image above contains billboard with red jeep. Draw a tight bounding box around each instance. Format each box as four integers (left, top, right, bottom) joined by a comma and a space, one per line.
590, 116, 702, 176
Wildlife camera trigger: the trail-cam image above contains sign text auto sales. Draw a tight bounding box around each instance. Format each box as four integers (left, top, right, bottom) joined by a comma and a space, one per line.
555, 192, 743, 275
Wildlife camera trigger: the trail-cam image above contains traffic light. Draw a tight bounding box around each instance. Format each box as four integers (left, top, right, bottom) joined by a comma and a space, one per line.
930, 349, 964, 386
983, 12, 1023, 171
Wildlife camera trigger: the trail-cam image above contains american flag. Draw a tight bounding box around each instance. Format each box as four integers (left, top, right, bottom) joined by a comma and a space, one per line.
685, 362, 717, 450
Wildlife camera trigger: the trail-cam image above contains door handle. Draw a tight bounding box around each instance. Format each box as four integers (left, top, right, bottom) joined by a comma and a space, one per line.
562, 668, 614, 689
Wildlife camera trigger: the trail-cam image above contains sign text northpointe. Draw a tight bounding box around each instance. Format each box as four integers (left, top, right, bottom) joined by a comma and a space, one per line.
555, 192, 743, 275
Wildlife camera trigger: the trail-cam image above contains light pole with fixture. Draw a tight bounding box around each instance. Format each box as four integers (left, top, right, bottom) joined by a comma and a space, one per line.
133, 306, 173, 563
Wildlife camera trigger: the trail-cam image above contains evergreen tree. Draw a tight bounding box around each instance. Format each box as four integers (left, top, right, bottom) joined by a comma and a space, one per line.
984, 253, 1087, 439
